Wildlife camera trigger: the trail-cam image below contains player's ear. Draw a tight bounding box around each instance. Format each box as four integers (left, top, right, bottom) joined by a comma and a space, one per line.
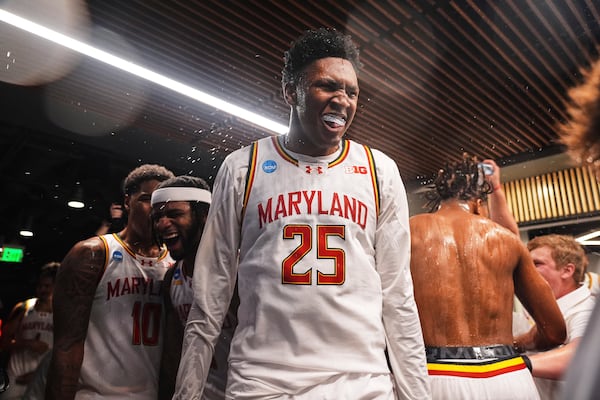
283, 83, 297, 106
123, 194, 131, 213
561, 263, 576, 279
473, 199, 486, 216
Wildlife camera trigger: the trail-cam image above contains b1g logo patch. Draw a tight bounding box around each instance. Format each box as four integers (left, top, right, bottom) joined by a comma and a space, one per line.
262, 160, 277, 173
112, 250, 123, 262
345, 165, 368, 174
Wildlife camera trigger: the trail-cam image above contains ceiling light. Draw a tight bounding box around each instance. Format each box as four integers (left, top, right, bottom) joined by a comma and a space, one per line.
19, 216, 34, 237
575, 230, 600, 246
0, 8, 289, 135
67, 186, 85, 209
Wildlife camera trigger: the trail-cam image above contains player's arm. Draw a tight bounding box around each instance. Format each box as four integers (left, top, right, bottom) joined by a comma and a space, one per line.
45, 237, 106, 400
0, 302, 26, 352
513, 243, 566, 351
376, 153, 431, 399
482, 159, 519, 235
527, 338, 580, 379
158, 267, 183, 400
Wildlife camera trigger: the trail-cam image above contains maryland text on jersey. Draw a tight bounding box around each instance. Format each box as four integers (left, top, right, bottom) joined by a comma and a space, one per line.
257, 190, 369, 229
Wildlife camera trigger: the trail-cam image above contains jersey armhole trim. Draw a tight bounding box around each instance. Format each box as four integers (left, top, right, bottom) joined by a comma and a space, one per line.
97, 234, 110, 275
363, 145, 380, 217
241, 141, 258, 222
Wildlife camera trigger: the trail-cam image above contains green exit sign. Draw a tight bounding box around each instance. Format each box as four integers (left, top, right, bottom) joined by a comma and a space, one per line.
0, 246, 24, 263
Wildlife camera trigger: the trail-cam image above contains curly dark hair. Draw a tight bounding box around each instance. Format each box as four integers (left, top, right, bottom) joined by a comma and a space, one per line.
282, 27, 362, 87
558, 57, 600, 173
425, 153, 493, 212
123, 164, 175, 195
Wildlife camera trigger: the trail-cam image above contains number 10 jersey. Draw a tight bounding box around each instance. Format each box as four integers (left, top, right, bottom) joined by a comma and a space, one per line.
76, 233, 173, 399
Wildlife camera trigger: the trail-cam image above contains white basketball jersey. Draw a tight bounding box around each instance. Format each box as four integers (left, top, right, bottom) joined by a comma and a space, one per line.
7, 299, 53, 379
232, 136, 388, 373
170, 261, 193, 326
76, 233, 173, 399
170, 261, 236, 399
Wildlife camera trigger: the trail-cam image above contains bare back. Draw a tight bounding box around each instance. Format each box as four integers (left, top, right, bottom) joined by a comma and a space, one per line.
410, 203, 555, 347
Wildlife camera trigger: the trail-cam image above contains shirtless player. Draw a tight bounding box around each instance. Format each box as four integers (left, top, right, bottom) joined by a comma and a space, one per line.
410, 154, 566, 400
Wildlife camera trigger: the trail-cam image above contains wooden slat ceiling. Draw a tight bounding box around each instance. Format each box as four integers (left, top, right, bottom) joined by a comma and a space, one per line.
4, 0, 600, 181
79, 0, 600, 180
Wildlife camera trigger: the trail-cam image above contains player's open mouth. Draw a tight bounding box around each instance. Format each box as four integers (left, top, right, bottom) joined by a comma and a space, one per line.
322, 114, 346, 128
162, 232, 179, 246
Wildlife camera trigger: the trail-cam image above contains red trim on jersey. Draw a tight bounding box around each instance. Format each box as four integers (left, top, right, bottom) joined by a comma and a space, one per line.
327, 140, 349, 167
109, 233, 168, 260
363, 145, 380, 217
272, 136, 350, 169
242, 141, 259, 220
271, 136, 298, 166
112, 233, 137, 258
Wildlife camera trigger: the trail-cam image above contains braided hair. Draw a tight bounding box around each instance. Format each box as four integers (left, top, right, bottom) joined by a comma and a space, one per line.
425, 153, 493, 212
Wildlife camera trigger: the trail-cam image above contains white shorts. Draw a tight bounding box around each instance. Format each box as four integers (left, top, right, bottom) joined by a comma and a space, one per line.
428, 356, 539, 400
226, 361, 394, 400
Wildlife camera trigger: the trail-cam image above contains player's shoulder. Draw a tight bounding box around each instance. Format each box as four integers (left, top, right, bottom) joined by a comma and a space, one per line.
74, 235, 106, 252
61, 236, 107, 272
220, 139, 265, 169
409, 212, 436, 233
409, 212, 434, 222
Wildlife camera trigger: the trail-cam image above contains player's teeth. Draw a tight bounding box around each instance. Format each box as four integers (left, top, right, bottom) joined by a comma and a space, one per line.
322, 114, 346, 126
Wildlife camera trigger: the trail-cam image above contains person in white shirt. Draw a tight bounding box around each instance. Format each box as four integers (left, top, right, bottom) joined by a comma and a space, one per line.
514, 234, 595, 399
583, 271, 600, 297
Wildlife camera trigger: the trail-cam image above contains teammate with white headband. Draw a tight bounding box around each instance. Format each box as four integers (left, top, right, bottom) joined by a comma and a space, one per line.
151, 186, 212, 206
152, 176, 235, 400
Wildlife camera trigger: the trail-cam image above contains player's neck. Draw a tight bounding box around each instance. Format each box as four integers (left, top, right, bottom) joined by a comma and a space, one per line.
284, 129, 340, 157
440, 199, 473, 213
35, 298, 52, 312
117, 228, 159, 257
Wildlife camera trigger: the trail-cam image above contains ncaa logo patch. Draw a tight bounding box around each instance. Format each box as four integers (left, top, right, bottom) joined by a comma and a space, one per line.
173, 267, 181, 280
112, 250, 123, 262
262, 160, 277, 173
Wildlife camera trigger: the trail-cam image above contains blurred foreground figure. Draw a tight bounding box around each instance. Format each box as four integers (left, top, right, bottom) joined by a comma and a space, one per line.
410, 154, 566, 400
516, 235, 594, 400
174, 27, 430, 399
558, 56, 600, 400
0, 263, 58, 399
151, 176, 236, 399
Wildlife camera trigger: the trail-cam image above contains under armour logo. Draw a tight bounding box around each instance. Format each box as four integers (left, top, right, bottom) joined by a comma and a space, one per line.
139, 259, 154, 266
305, 165, 324, 174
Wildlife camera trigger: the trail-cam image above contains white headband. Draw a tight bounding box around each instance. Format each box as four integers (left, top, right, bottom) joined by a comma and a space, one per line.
151, 187, 212, 205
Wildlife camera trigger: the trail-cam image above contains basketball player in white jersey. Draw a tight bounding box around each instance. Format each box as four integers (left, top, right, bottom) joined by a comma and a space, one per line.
46, 164, 175, 400
0, 262, 58, 399
175, 28, 430, 399
152, 176, 237, 399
